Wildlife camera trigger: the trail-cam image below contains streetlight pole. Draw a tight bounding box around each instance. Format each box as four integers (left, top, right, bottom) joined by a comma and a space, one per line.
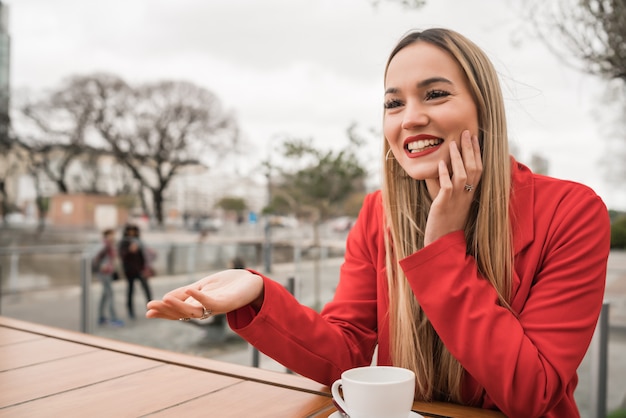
263, 211, 272, 273
262, 136, 277, 274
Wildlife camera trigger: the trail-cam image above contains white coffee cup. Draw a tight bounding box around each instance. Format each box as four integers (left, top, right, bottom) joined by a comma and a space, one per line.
331, 366, 415, 418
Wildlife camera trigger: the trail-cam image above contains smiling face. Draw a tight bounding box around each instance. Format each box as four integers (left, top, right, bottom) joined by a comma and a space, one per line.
383, 41, 479, 183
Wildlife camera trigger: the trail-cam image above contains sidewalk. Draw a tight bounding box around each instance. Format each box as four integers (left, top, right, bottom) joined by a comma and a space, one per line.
2, 252, 626, 415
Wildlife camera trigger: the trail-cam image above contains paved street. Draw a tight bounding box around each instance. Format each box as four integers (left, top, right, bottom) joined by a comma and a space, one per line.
2, 251, 626, 416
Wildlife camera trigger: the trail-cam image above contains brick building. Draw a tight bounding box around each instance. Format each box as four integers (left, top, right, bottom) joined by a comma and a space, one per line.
47, 193, 130, 230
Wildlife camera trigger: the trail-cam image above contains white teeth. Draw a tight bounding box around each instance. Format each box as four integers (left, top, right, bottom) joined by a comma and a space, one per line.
407, 138, 442, 152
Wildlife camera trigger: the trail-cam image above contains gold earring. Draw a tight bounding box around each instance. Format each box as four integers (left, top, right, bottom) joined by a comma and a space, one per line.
385, 149, 395, 161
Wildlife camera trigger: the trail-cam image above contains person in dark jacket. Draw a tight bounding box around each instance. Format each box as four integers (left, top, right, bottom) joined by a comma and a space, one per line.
118, 224, 153, 319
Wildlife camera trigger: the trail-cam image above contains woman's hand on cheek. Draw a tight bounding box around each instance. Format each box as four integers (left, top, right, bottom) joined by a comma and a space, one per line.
424, 130, 482, 246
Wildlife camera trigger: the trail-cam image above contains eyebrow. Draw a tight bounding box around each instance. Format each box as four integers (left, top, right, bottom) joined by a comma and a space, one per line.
385, 77, 453, 95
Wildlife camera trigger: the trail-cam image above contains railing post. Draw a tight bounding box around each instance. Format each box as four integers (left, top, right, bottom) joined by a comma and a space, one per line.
9, 250, 19, 292
187, 243, 196, 282
251, 344, 260, 368
293, 245, 301, 298
251, 277, 296, 370
80, 253, 92, 334
285, 276, 295, 296
263, 221, 272, 274
167, 244, 175, 275
589, 301, 610, 418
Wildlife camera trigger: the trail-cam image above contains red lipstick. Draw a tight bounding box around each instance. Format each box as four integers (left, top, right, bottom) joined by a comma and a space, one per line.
403, 134, 443, 158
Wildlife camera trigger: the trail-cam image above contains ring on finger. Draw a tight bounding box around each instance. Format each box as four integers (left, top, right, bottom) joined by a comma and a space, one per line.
464, 184, 474, 192
179, 317, 190, 322
199, 306, 212, 320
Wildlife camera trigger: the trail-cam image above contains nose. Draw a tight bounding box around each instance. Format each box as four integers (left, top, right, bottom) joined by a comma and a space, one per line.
401, 101, 429, 130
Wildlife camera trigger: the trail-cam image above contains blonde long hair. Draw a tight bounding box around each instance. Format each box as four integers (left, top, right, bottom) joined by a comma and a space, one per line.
381, 28, 513, 403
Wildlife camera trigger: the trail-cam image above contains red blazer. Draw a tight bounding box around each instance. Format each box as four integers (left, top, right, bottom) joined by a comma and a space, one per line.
228, 160, 610, 418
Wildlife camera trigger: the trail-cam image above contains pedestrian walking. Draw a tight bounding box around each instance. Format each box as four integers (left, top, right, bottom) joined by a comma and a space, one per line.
92, 229, 124, 327
118, 224, 154, 319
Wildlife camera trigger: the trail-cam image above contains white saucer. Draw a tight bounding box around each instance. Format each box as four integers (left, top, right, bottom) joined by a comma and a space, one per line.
328, 411, 422, 418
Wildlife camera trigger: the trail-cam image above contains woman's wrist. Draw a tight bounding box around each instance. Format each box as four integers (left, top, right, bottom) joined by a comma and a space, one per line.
249, 288, 264, 313
242, 270, 265, 313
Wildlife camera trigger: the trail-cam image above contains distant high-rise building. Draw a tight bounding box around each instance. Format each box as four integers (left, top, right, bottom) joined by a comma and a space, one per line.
0, 1, 9, 134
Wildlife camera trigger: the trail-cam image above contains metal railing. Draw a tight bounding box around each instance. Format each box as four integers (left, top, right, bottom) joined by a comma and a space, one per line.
0, 240, 343, 327
0, 244, 613, 415
589, 301, 610, 418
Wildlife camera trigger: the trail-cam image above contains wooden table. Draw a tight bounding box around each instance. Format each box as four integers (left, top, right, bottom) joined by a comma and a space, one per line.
0, 316, 504, 417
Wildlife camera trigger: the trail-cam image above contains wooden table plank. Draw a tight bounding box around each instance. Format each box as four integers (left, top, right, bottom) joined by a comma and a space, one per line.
0, 316, 327, 394
0, 364, 242, 417
0, 337, 97, 371
148, 379, 335, 418
0, 350, 161, 407
0, 317, 505, 418
0, 327, 45, 346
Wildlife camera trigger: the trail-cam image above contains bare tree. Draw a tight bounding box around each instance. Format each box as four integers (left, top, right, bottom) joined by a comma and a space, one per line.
0, 116, 12, 221
20, 144, 52, 231
88, 76, 240, 226
524, 0, 626, 81
0, 136, 22, 223
522, 0, 626, 201
595, 79, 626, 187
12, 73, 240, 226
16, 77, 109, 194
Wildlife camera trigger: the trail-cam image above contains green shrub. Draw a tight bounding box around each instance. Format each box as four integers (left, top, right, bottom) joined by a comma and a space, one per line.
607, 408, 626, 418
611, 215, 626, 249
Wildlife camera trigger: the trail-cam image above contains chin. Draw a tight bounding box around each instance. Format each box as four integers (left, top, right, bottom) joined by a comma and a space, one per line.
401, 167, 438, 181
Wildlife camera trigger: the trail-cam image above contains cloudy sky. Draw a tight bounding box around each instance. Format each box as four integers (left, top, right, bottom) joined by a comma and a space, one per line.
6, 0, 625, 210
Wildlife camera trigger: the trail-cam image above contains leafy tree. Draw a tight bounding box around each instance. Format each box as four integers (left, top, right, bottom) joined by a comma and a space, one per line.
267, 125, 368, 309
609, 209, 626, 222
343, 191, 369, 217
215, 196, 247, 212
272, 125, 368, 223
215, 196, 247, 221
611, 214, 626, 249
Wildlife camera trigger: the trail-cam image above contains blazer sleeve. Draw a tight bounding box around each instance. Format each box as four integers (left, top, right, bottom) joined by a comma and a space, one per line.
399, 190, 610, 417
227, 193, 381, 385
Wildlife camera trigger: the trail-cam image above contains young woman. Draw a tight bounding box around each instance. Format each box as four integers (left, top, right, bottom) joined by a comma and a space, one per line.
93, 228, 123, 327
146, 28, 610, 417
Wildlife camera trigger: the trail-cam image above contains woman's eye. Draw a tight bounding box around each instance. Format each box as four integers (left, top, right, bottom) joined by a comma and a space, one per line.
384, 99, 403, 109
425, 89, 450, 100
